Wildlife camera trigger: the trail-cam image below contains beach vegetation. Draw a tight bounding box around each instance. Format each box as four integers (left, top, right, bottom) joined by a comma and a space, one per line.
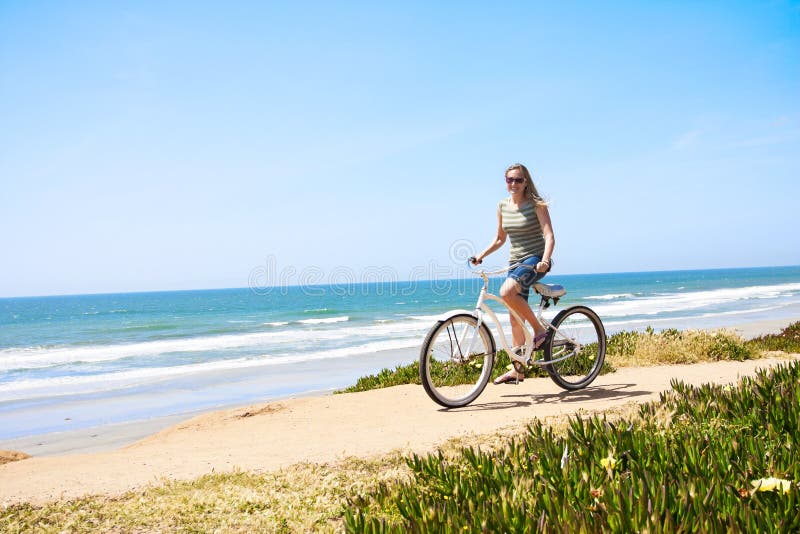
338, 325, 769, 394
337, 361, 423, 393
605, 327, 757, 366
0, 455, 413, 533
343, 361, 800, 532
336, 349, 612, 394
746, 321, 800, 354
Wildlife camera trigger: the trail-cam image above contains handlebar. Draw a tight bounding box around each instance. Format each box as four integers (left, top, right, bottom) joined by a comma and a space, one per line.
466, 254, 541, 276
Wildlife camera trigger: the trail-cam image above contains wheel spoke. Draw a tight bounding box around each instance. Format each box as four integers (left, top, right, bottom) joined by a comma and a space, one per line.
543, 306, 606, 390
420, 315, 495, 408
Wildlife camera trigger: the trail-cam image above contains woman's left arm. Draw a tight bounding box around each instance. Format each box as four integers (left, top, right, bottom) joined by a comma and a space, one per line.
536, 205, 555, 272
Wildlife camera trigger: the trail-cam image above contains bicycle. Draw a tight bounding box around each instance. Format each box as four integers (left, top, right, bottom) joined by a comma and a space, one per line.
419, 259, 607, 408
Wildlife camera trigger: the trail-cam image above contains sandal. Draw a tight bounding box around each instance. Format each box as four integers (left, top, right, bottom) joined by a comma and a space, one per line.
531, 330, 549, 350
493, 370, 524, 385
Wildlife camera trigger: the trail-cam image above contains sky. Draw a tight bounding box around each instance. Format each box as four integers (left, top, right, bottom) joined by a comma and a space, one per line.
1, 1, 799, 297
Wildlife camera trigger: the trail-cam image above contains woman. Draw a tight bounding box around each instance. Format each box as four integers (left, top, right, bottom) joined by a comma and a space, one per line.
470, 163, 555, 384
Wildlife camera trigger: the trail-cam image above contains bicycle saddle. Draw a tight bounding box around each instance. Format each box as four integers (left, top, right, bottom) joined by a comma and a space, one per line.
533, 283, 566, 298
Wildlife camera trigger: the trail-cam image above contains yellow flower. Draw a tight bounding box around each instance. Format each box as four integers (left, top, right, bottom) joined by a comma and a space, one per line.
751, 477, 792, 494
600, 453, 617, 470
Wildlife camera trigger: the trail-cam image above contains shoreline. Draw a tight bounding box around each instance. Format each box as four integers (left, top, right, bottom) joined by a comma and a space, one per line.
0, 388, 336, 458
0, 316, 795, 460
0, 345, 416, 446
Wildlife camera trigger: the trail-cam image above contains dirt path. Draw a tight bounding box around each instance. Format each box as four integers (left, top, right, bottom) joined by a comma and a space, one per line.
1, 356, 796, 506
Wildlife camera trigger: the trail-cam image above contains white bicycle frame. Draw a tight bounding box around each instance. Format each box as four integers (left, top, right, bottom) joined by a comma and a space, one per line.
460, 262, 583, 367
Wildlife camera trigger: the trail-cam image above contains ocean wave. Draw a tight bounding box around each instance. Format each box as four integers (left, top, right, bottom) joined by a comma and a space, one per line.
0, 316, 433, 372
696, 306, 775, 318
584, 293, 636, 301
407, 314, 450, 323
298, 316, 350, 325
587, 282, 800, 318
120, 324, 178, 332
0, 338, 421, 402
601, 303, 786, 330
303, 308, 340, 314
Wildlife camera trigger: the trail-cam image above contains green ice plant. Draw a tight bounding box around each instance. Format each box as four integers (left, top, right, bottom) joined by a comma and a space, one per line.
343, 361, 800, 532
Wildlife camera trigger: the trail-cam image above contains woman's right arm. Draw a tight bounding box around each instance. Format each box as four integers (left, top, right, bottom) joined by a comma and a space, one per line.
472, 209, 506, 264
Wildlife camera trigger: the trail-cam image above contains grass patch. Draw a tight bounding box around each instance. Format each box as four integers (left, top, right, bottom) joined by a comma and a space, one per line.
0, 455, 412, 533
343, 361, 800, 532
606, 326, 758, 367
339, 323, 778, 394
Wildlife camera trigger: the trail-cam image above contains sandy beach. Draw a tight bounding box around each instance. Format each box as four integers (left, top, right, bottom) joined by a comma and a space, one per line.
0, 317, 797, 507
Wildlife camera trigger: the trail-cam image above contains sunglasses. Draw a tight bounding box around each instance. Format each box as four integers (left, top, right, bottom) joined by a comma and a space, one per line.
505, 177, 525, 184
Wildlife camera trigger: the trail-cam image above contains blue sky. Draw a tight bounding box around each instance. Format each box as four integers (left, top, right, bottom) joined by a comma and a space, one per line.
1, 1, 799, 297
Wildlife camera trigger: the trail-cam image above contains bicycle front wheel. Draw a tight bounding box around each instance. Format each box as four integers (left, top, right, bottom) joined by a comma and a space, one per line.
419, 314, 495, 408
543, 306, 606, 390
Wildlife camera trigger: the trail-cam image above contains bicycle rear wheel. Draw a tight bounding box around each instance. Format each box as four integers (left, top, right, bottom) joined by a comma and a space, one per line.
543, 306, 606, 390
419, 314, 495, 408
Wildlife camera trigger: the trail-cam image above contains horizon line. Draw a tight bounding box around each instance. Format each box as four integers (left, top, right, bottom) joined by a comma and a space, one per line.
2, 263, 799, 300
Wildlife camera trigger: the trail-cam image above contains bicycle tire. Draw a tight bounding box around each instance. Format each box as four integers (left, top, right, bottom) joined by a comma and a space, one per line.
543, 305, 606, 390
419, 313, 495, 408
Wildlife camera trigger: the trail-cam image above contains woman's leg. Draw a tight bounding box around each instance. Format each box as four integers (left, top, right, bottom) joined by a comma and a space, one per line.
495, 279, 543, 382
500, 278, 546, 340
508, 312, 526, 348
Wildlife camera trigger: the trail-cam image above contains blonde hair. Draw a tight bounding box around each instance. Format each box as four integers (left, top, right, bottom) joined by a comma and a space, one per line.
506, 163, 547, 207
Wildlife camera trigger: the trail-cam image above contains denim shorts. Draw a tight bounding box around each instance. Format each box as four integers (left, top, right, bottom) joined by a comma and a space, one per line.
507, 255, 551, 300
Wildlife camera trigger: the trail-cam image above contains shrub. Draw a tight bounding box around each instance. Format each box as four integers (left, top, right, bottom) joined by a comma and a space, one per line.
747, 321, 800, 354
336, 361, 422, 393
708, 335, 754, 361
607, 328, 756, 367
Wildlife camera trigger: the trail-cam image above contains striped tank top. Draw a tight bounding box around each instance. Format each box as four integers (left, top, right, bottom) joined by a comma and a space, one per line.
499, 198, 545, 262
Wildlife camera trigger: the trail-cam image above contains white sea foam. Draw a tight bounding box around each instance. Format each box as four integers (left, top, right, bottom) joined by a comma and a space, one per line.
587, 283, 800, 318
0, 338, 421, 402
584, 293, 635, 301
0, 315, 433, 372
696, 306, 775, 318
408, 313, 452, 323
298, 316, 350, 325
601, 303, 786, 330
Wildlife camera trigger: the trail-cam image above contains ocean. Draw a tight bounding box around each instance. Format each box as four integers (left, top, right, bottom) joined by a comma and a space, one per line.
2, 265, 800, 440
